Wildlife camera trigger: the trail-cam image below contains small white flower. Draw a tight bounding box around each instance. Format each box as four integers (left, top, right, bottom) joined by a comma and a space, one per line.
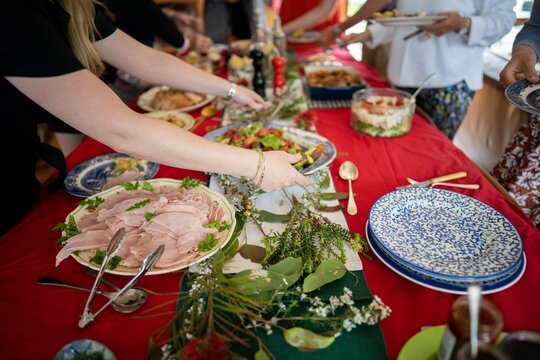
343, 319, 356, 332
300, 293, 308, 300
270, 317, 278, 325
186, 333, 193, 340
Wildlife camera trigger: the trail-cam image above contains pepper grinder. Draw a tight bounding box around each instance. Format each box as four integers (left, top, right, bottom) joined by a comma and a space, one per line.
250, 47, 266, 98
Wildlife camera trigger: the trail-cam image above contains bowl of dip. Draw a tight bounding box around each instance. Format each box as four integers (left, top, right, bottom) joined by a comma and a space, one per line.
350, 88, 415, 137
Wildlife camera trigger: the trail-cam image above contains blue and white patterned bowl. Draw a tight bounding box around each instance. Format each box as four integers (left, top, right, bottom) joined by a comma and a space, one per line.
505, 79, 540, 116
64, 153, 159, 197
368, 188, 523, 282
366, 223, 526, 294
55, 339, 116, 360
204, 121, 337, 175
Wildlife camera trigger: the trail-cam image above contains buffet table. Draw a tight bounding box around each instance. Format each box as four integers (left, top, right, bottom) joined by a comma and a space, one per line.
0, 48, 538, 360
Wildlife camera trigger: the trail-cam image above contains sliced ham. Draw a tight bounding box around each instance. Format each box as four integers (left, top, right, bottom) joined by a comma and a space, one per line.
101, 170, 141, 190
56, 185, 230, 269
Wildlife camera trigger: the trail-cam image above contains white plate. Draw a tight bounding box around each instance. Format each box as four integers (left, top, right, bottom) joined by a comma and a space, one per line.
204, 121, 337, 175
287, 31, 320, 44
137, 86, 215, 112
64, 178, 236, 275
369, 188, 523, 281
372, 15, 445, 27
144, 110, 196, 130
505, 79, 540, 116
64, 153, 159, 198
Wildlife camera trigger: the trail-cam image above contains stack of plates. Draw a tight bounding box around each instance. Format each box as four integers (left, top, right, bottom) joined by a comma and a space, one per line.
367, 188, 526, 294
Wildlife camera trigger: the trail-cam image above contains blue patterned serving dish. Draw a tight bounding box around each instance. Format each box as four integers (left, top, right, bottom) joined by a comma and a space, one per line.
505, 79, 540, 116
366, 223, 526, 294
368, 188, 523, 282
64, 153, 159, 197
55, 339, 116, 360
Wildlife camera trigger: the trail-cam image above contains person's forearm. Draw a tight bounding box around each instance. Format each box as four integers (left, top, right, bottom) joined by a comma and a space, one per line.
96, 30, 232, 99
515, 0, 540, 58
282, 0, 338, 34
336, 0, 390, 33
6, 71, 258, 179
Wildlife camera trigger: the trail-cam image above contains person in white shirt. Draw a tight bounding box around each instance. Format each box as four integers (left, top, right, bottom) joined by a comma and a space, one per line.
345, 0, 516, 139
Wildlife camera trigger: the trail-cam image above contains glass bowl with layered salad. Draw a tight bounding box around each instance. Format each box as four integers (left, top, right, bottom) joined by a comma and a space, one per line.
350, 88, 415, 137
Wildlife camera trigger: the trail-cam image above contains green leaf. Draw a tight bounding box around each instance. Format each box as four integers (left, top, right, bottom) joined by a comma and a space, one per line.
254, 349, 270, 360
144, 212, 156, 221
321, 172, 331, 189
223, 238, 239, 261
197, 233, 218, 252
229, 351, 248, 360
122, 181, 140, 190
239, 244, 266, 263
259, 134, 281, 150
89, 250, 122, 270
126, 199, 150, 211
319, 192, 353, 201
227, 257, 302, 298
79, 196, 104, 210
302, 259, 347, 293
283, 327, 335, 351
142, 181, 154, 191
258, 210, 290, 223
54, 215, 79, 245
180, 177, 203, 189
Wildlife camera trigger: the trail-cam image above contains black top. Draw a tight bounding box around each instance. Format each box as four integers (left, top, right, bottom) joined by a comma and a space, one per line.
0, 0, 116, 235
104, 0, 186, 48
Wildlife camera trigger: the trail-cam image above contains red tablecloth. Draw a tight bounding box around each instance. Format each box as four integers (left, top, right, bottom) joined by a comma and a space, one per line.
0, 49, 538, 360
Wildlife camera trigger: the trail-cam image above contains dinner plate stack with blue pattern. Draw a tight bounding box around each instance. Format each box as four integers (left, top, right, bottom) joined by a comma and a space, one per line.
366, 188, 526, 294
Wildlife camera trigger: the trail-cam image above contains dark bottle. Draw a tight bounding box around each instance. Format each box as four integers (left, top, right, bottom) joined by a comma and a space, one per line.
438, 296, 503, 360
250, 47, 266, 98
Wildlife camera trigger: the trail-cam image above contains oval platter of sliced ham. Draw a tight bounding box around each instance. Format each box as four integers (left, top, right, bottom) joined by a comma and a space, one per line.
56, 178, 236, 275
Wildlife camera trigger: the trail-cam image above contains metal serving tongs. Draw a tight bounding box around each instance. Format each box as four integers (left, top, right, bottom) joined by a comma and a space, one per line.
79, 243, 164, 328
79, 227, 126, 326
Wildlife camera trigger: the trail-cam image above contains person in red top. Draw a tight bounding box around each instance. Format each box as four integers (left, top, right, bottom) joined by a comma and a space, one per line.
275, 0, 345, 35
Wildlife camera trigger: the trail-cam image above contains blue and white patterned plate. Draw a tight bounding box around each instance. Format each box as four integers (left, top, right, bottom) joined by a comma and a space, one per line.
55, 339, 116, 360
369, 188, 523, 281
367, 223, 524, 287
505, 79, 540, 116
366, 223, 526, 294
64, 153, 159, 197
204, 121, 337, 175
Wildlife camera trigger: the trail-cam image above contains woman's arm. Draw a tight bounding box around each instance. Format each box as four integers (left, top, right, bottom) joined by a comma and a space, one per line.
282, 0, 339, 35
95, 29, 265, 109
6, 71, 308, 191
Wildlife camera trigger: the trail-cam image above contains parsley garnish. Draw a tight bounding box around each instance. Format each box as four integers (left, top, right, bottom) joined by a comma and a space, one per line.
122, 181, 140, 190
197, 233, 218, 252
52, 215, 79, 245
203, 220, 231, 232
144, 212, 156, 221
89, 250, 122, 270
142, 181, 154, 191
78, 196, 104, 211
180, 177, 203, 189
126, 199, 150, 211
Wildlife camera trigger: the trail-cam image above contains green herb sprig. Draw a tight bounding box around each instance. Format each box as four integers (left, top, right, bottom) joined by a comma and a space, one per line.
78, 196, 104, 211
89, 250, 122, 270
52, 215, 79, 245
126, 199, 150, 211
180, 177, 203, 189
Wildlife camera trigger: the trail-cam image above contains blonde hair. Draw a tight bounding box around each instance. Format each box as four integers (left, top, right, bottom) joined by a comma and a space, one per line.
58, 0, 105, 76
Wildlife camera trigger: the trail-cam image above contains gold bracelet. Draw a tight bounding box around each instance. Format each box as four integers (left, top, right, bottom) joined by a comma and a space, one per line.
255, 151, 266, 188
250, 150, 263, 183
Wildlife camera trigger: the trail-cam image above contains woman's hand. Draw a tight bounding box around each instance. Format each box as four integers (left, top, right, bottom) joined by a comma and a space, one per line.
344, 31, 372, 45
318, 26, 339, 47
419, 12, 468, 36
232, 86, 269, 110
190, 33, 213, 53
257, 151, 310, 192
500, 44, 539, 86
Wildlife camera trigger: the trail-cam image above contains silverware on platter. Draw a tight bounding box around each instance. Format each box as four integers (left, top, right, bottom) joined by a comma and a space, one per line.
78, 244, 164, 328
80, 227, 126, 324
397, 171, 467, 189
406, 177, 480, 190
